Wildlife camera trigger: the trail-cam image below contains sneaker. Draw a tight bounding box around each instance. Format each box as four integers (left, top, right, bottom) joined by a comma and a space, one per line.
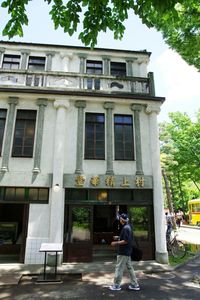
109, 285, 121, 291
128, 284, 140, 291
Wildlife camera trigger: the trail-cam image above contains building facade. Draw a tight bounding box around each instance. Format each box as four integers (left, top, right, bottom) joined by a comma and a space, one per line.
0, 41, 168, 264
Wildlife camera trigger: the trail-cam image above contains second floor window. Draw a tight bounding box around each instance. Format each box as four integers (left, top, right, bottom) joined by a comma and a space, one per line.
114, 115, 134, 160
12, 110, 37, 157
86, 60, 102, 90
85, 113, 105, 159
111, 62, 126, 77
2, 54, 20, 69
0, 109, 7, 156
28, 56, 46, 71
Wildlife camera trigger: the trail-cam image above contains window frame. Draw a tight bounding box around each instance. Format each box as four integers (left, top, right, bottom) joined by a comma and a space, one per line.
110, 62, 126, 77
85, 113, 105, 160
28, 56, 46, 71
2, 54, 21, 70
86, 60, 102, 90
12, 110, 37, 158
114, 114, 134, 160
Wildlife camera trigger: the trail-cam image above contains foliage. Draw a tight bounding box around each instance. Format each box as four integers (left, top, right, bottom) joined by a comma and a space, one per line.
1, 0, 200, 70
160, 110, 200, 212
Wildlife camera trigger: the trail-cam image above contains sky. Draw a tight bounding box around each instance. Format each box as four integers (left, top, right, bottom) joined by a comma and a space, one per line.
0, 0, 199, 123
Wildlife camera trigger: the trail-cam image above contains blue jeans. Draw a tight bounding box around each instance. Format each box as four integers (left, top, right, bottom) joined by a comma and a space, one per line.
114, 255, 138, 286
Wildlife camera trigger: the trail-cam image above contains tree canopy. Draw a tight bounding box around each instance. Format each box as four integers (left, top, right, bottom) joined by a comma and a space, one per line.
160, 110, 200, 211
1, 0, 200, 70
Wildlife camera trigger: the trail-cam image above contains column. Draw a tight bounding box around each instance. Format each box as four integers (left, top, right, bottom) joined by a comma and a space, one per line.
104, 102, 115, 175
146, 103, 168, 264
32, 98, 48, 173
131, 104, 143, 175
74, 100, 86, 174
49, 99, 70, 244
0, 48, 5, 66
102, 57, 110, 75
78, 54, 87, 89
126, 59, 133, 77
20, 50, 30, 69
0, 97, 18, 172
46, 52, 55, 71
148, 72, 155, 96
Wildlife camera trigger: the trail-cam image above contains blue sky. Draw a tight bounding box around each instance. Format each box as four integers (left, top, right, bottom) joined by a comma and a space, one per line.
0, 0, 199, 123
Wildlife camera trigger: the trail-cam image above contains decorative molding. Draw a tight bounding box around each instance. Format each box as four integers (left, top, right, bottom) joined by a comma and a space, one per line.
75, 100, 86, 109
54, 99, 70, 110
103, 102, 115, 110
146, 104, 161, 114
130, 104, 143, 112
8, 96, 19, 105
37, 98, 48, 107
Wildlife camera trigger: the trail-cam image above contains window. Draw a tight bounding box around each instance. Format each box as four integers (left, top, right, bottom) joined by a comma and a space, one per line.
86, 60, 102, 90
2, 54, 20, 69
85, 113, 105, 159
111, 62, 126, 77
28, 56, 46, 71
0, 109, 7, 156
0, 187, 49, 203
114, 115, 134, 160
12, 110, 37, 157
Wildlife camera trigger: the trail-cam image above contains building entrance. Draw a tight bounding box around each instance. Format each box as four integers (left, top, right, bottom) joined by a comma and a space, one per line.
63, 188, 155, 262
0, 203, 29, 263
63, 204, 129, 262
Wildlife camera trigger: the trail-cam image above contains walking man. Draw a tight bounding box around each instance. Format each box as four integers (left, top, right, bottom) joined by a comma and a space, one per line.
109, 213, 140, 291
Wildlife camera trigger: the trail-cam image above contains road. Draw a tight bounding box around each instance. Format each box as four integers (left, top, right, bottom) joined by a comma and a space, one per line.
176, 225, 200, 245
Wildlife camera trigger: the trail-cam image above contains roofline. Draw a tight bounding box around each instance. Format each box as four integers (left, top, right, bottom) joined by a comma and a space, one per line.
0, 87, 165, 102
0, 40, 151, 56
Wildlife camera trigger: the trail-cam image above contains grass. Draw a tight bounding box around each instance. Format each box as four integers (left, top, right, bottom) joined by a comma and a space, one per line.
169, 244, 199, 266
169, 252, 194, 266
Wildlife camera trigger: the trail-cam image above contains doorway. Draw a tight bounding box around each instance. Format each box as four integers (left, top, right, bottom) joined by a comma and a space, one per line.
0, 203, 29, 263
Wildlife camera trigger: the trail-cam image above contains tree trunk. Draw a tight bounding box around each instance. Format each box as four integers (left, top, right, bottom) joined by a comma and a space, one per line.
162, 168, 177, 229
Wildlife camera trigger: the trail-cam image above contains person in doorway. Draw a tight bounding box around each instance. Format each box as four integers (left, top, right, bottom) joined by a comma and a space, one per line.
109, 213, 140, 291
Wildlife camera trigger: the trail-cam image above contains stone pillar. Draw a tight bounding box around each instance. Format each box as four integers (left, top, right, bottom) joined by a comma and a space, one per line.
0, 97, 18, 172
20, 50, 30, 69
126, 59, 133, 77
146, 103, 168, 264
32, 98, 48, 173
102, 57, 110, 75
74, 100, 86, 174
148, 72, 155, 96
49, 99, 70, 244
131, 104, 143, 175
46, 52, 55, 71
78, 54, 87, 89
104, 102, 115, 175
0, 48, 5, 67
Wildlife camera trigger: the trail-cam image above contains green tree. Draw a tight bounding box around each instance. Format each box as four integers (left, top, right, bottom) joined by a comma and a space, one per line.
1, 0, 200, 70
160, 111, 200, 212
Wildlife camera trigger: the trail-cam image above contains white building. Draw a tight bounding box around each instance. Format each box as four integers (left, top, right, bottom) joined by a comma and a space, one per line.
0, 41, 168, 264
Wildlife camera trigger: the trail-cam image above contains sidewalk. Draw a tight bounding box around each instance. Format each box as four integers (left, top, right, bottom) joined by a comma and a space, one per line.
0, 259, 173, 276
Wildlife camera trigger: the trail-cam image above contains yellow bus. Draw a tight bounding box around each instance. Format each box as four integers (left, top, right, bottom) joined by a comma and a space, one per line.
188, 199, 200, 226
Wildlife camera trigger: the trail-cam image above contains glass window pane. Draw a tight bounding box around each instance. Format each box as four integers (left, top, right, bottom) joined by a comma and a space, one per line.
29, 189, 38, 201
71, 207, 91, 242
89, 190, 108, 201
38, 189, 49, 201
5, 188, 15, 201
15, 188, 25, 201
129, 207, 149, 241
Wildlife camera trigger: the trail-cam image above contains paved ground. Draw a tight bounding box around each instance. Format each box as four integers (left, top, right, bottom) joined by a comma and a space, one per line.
0, 253, 200, 300
0, 226, 200, 299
